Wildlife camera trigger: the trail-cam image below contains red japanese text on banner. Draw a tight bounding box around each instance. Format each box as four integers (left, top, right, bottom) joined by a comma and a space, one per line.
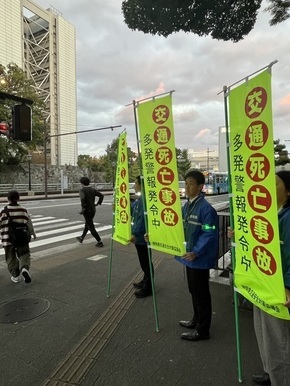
229, 69, 289, 320
137, 95, 186, 256
113, 132, 131, 245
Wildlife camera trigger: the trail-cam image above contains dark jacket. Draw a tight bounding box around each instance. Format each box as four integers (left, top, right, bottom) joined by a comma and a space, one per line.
175, 194, 219, 269
279, 206, 290, 289
79, 186, 103, 214
131, 196, 146, 245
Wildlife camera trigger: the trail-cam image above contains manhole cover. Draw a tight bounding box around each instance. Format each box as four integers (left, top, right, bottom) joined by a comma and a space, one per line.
0, 298, 50, 324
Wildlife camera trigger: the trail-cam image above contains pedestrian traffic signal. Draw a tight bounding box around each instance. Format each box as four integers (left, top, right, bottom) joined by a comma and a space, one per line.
12, 104, 32, 141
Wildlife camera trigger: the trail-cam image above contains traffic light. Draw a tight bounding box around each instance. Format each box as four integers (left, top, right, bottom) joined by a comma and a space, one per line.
0, 121, 9, 136
12, 104, 32, 141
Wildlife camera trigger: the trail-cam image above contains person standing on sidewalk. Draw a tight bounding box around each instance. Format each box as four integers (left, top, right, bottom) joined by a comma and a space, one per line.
176, 170, 218, 342
0, 190, 36, 283
76, 177, 104, 247
228, 170, 290, 386
131, 176, 154, 298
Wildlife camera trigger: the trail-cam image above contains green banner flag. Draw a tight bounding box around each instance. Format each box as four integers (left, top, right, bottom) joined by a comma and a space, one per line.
229, 69, 290, 320
137, 95, 186, 256
112, 132, 131, 245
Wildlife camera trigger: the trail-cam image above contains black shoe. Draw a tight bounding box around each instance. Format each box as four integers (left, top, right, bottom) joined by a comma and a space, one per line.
21, 268, 32, 284
76, 237, 83, 243
133, 281, 144, 289
181, 330, 210, 341
252, 372, 271, 385
134, 288, 152, 298
179, 319, 196, 329
96, 241, 104, 247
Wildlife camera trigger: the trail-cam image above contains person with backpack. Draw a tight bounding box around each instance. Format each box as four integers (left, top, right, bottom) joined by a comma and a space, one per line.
0, 190, 36, 283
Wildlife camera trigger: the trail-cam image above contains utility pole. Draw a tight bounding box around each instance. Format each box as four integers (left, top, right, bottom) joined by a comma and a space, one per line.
206, 148, 216, 184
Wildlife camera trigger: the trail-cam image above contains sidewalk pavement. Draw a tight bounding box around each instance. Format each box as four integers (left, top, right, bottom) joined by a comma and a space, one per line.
0, 237, 262, 386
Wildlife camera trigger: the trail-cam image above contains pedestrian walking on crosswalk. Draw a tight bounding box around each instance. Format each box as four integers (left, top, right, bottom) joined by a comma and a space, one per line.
76, 177, 104, 247
0, 190, 36, 284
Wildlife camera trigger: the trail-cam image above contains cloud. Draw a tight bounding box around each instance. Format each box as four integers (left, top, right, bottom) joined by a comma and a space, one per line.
36, 0, 290, 156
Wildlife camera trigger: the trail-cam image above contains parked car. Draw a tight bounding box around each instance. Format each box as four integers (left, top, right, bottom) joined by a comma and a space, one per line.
203, 184, 214, 194
129, 182, 135, 195
129, 182, 141, 201
179, 181, 186, 199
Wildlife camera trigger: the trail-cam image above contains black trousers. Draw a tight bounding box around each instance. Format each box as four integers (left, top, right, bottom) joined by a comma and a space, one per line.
135, 244, 154, 290
186, 266, 212, 336
81, 212, 101, 242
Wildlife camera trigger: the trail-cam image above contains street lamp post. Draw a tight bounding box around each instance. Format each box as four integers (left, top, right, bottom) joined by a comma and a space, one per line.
27, 154, 32, 191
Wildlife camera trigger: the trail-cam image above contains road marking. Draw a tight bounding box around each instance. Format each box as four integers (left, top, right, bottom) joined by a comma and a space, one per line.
26, 201, 113, 210
87, 255, 107, 261
0, 225, 112, 256
35, 224, 94, 237
32, 218, 69, 225
31, 216, 57, 222
35, 220, 83, 231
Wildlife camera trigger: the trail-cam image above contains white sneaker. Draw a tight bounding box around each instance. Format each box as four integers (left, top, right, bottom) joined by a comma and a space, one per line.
21, 268, 32, 283
11, 276, 21, 283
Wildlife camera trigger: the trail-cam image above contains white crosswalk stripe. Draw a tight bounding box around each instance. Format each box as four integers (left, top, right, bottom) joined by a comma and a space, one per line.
0, 215, 112, 257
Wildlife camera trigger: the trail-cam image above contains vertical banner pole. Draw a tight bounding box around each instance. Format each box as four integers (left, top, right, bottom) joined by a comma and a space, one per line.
107, 131, 131, 297
224, 86, 243, 383
133, 100, 160, 332
107, 189, 116, 297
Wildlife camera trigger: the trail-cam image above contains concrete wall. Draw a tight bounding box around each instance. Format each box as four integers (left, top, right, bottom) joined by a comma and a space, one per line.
0, 164, 104, 186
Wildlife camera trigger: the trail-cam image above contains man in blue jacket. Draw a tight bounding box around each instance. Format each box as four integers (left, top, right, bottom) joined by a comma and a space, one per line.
176, 170, 218, 341
131, 176, 154, 298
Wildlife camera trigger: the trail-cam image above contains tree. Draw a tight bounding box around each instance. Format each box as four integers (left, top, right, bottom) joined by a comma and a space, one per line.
0, 63, 46, 165
122, 0, 290, 42
274, 139, 290, 166
176, 148, 191, 179
265, 0, 290, 25
80, 138, 138, 183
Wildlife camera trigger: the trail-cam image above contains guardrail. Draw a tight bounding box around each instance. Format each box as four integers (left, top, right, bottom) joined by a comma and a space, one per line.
0, 183, 113, 194
217, 209, 230, 263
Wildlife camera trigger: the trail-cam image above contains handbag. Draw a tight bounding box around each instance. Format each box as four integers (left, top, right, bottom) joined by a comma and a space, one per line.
3, 206, 31, 246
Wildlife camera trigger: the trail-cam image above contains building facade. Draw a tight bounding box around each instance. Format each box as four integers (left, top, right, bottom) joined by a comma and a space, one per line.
188, 148, 219, 172
218, 126, 228, 172
0, 0, 77, 165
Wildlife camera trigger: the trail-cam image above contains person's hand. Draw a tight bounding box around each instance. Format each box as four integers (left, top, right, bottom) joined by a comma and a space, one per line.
227, 227, 234, 239
79, 208, 85, 215
182, 252, 197, 262
144, 233, 149, 242
284, 288, 290, 308
130, 235, 136, 243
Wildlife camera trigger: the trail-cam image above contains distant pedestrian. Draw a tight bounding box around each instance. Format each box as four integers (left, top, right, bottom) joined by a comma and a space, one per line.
176, 170, 218, 341
76, 177, 104, 247
131, 176, 154, 298
0, 190, 36, 283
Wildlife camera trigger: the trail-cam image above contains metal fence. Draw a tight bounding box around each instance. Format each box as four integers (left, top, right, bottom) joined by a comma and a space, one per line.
217, 207, 231, 270
0, 182, 113, 194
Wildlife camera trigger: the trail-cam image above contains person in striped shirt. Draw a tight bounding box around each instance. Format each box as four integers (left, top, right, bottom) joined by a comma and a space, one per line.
0, 190, 36, 283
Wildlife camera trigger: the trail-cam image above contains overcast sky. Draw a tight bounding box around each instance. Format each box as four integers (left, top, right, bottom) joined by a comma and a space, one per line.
35, 0, 290, 157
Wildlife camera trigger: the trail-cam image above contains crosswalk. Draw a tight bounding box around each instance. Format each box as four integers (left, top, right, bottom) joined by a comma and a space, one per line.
0, 214, 112, 257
